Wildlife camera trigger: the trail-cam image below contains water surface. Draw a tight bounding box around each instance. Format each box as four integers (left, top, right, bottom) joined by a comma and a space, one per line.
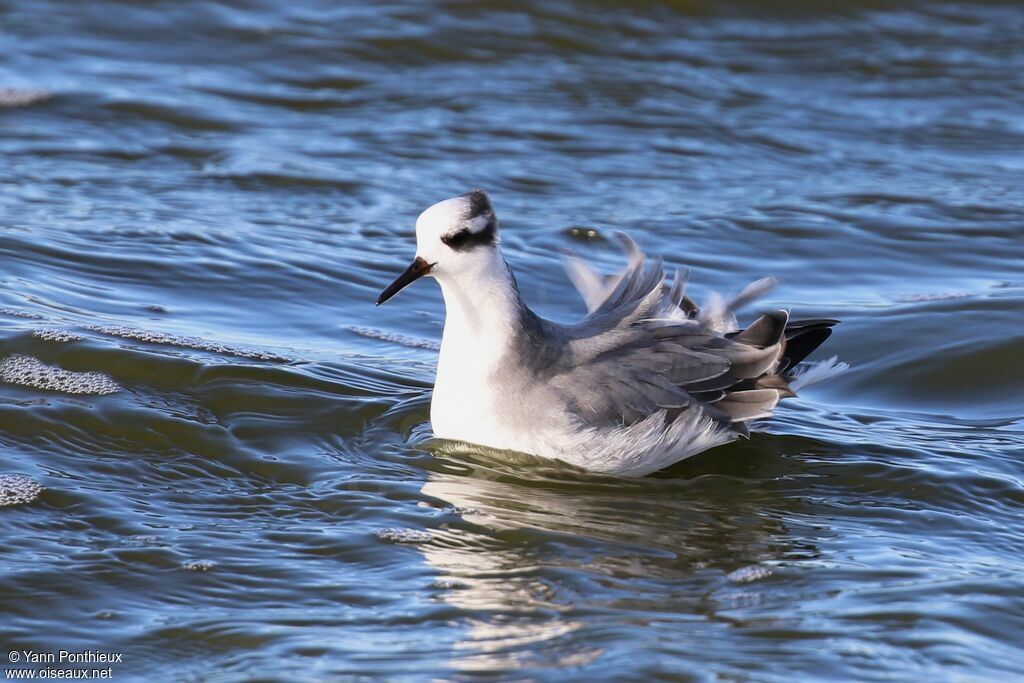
1, 1, 1023, 680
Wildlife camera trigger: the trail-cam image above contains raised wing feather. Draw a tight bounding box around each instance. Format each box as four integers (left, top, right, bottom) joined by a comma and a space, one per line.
551, 236, 790, 428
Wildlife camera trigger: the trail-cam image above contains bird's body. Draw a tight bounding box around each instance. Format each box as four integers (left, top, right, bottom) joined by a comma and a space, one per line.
377, 191, 843, 476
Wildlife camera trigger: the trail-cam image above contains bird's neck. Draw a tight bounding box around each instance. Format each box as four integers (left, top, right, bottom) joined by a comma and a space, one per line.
436, 251, 525, 352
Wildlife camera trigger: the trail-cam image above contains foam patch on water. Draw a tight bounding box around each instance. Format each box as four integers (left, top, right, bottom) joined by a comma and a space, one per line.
182, 559, 217, 572
0, 354, 120, 395
896, 292, 970, 303
0, 88, 51, 108
375, 528, 432, 544
0, 308, 44, 320
0, 474, 43, 507
348, 325, 439, 351
33, 329, 84, 343
85, 325, 288, 362
124, 535, 161, 547
726, 565, 773, 584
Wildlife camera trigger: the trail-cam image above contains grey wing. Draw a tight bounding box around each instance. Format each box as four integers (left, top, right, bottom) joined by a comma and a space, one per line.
555, 235, 794, 428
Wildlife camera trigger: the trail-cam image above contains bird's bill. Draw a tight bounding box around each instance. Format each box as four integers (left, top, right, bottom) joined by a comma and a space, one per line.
376, 256, 434, 305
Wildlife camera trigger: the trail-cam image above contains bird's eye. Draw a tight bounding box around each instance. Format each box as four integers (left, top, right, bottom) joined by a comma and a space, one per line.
441, 215, 497, 250
441, 229, 472, 248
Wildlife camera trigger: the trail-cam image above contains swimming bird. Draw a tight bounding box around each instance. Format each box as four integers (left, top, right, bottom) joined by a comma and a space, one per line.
377, 190, 842, 476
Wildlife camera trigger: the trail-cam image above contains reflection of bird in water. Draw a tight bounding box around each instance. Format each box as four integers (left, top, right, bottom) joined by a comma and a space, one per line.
378, 190, 844, 475
412, 442, 823, 673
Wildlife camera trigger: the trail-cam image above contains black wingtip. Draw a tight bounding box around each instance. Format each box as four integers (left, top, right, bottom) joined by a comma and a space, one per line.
780, 327, 834, 373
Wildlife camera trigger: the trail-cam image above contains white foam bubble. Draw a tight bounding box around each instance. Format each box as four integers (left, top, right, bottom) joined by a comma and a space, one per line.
123, 535, 160, 547
86, 325, 288, 361
347, 325, 439, 350
0, 354, 120, 395
0, 474, 43, 507
0, 308, 44, 320
182, 559, 217, 572
726, 565, 773, 584
375, 528, 432, 544
896, 292, 970, 303
33, 329, 84, 343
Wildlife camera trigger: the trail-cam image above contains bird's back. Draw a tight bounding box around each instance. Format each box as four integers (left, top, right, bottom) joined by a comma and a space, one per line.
496, 236, 840, 474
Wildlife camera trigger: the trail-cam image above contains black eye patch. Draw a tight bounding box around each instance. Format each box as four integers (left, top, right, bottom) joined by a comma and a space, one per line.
442, 215, 497, 250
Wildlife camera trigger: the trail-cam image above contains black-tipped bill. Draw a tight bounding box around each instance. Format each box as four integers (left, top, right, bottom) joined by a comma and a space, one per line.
376, 256, 434, 305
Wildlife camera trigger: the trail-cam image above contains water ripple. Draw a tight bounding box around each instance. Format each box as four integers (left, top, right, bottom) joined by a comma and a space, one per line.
1, 1, 1023, 680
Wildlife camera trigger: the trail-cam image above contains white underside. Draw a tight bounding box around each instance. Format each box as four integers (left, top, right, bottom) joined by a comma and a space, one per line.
433, 380, 738, 477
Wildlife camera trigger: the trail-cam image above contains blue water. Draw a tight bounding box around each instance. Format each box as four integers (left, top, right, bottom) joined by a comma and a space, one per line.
1, 1, 1023, 680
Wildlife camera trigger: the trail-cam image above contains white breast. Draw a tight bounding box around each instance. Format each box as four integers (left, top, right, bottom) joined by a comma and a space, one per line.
428, 259, 535, 451
431, 330, 503, 444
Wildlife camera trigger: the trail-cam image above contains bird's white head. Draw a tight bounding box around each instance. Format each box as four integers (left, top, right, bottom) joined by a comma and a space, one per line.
377, 190, 502, 305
